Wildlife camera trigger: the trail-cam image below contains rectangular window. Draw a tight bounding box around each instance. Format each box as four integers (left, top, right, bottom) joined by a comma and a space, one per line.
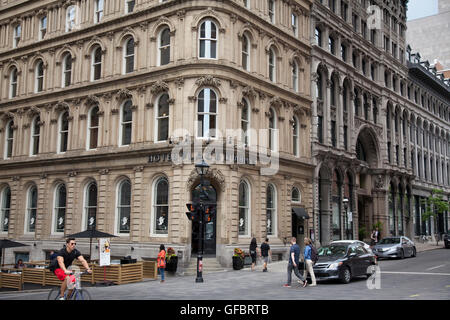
268, 0, 275, 23
95, 0, 104, 23
343, 125, 348, 150
126, 0, 135, 13
318, 116, 323, 143
13, 25, 21, 47
291, 14, 298, 37
39, 17, 47, 40
331, 120, 337, 147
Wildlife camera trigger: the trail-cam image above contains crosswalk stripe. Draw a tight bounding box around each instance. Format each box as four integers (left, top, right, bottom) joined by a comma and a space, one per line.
381, 271, 450, 276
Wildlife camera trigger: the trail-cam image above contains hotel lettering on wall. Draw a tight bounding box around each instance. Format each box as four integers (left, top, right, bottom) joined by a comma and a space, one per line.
148, 151, 255, 165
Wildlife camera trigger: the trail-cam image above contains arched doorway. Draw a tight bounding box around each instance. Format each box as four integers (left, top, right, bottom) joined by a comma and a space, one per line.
191, 182, 217, 256
355, 127, 380, 241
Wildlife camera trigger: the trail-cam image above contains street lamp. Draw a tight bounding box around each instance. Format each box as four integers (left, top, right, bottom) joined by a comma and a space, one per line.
194, 160, 210, 283
343, 198, 349, 240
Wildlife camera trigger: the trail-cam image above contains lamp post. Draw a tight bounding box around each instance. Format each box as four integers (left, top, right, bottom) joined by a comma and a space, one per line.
194, 159, 209, 283
343, 198, 349, 240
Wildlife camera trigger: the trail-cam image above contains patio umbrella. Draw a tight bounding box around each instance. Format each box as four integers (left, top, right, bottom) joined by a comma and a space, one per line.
0, 239, 29, 267
66, 228, 117, 262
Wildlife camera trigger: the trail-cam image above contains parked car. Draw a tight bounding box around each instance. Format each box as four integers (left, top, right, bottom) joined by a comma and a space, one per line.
444, 231, 450, 249
373, 236, 416, 259
310, 242, 377, 284
331, 240, 373, 254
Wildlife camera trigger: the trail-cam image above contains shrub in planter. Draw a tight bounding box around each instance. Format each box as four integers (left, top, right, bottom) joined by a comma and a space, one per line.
232, 248, 244, 270
166, 247, 178, 273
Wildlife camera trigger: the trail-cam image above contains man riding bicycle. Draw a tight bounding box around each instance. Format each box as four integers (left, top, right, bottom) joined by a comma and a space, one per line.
49, 238, 92, 300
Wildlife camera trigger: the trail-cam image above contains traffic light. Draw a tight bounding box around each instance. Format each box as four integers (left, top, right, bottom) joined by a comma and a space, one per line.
204, 204, 216, 222
186, 203, 197, 221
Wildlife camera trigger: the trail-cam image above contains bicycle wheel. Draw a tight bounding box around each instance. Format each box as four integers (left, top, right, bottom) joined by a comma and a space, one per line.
72, 288, 92, 300
47, 287, 61, 300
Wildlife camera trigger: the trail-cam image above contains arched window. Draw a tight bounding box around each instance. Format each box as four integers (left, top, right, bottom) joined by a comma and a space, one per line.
91, 46, 102, 81
159, 28, 170, 66
266, 184, 277, 236
1, 186, 11, 232
156, 93, 169, 142
4, 120, 14, 159
9, 68, 18, 98
197, 88, 217, 138
292, 187, 301, 203
62, 53, 72, 87
330, 77, 336, 106
332, 170, 342, 240
35, 60, 44, 93
120, 100, 133, 146
84, 182, 97, 230
26, 186, 37, 233
317, 72, 323, 100
58, 111, 69, 153
239, 180, 250, 236
269, 47, 276, 82
292, 116, 299, 157
292, 60, 299, 92
116, 179, 131, 234
372, 98, 378, 124
241, 98, 250, 146
199, 20, 217, 59
53, 184, 66, 233
315, 27, 322, 47
152, 177, 169, 235
123, 37, 135, 74
268, 108, 277, 151
30, 116, 40, 155
242, 34, 250, 71
87, 106, 99, 149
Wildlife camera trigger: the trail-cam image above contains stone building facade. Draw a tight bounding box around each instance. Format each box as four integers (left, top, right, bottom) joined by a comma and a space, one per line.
0, 0, 314, 266
310, 0, 449, 246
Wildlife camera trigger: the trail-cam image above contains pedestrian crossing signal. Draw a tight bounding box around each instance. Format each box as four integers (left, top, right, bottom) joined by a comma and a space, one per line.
185, 203, 197, 221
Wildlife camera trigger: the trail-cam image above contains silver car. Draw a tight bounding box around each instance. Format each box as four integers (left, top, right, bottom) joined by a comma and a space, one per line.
373, 236, 416, 259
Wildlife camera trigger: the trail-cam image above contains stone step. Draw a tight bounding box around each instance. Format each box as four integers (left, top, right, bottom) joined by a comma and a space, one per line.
182, 257, 230, 275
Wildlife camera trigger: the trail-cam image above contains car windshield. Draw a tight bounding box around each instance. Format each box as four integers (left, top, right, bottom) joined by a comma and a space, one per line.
378, 238, 400, 244
318, 245, 348, 257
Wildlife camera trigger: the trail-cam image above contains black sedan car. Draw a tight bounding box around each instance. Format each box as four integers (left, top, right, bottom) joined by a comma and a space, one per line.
444, 231, 450, 249
310, 242, 377, 284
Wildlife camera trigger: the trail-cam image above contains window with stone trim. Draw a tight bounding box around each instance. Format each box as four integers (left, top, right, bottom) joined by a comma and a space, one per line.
199, 20, 217, 59
84, 182, 97, 230
197, 88, 218, 139
159, 27, 170, 66
156, 93, 169, 142
30, 116, 40, 155
266, 184, 277, 236
26, 186, 37, 233
152, 177, 169, 235
116, 179, 131, 234
53, 184, 66, 233
4, 120, 14, 159
120, 100, 133, 146
0, 186, 11, 233
239, 180, 250, 236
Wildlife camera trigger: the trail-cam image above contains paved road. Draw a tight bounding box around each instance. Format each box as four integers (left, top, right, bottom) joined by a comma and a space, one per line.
1, 248, 449, 301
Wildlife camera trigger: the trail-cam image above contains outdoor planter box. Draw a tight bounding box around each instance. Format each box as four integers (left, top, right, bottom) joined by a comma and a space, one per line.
93, 262, 143, 285
232, 256, 244, 270
0, 270, 23, 290
143, 261, 157, 279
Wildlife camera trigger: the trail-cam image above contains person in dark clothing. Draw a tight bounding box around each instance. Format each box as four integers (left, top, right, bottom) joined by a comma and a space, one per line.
260, 238, 271, 272
283, 237, 306, 288
249, 237, 258, 271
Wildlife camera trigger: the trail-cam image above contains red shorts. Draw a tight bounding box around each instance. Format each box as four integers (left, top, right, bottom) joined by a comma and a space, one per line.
54, 268, 75, 284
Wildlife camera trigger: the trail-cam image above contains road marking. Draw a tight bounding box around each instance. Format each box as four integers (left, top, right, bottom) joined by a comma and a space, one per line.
381, 271, 450, 276
426, 264, 446, 271
409, 294, 420, 298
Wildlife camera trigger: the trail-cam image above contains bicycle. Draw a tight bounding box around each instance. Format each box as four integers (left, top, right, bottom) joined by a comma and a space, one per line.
47, 270, 92, 300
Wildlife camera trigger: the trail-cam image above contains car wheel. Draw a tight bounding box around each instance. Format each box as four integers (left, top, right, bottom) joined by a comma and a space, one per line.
340, 267, 351, 284
411, 247, 416, 257
399, 249, 405, 259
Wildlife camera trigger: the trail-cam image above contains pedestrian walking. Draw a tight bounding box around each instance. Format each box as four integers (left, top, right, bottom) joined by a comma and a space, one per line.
283, 237, 307, 288
157, 244, 166, 283
303, 238, 317, 287
260, 238, 271, 272
249, 237, 258, 271
370, 227, 380, 247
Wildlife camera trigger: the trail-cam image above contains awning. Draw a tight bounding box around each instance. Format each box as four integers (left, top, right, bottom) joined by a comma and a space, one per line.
292, 207, 309, 219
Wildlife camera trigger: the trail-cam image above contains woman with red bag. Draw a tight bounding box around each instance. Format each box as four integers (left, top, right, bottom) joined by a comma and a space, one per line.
157, 244, 166, 283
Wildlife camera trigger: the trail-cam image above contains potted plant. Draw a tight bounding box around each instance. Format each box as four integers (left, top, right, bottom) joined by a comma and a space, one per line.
232, 248, 244, 270
165, 247, 178, 273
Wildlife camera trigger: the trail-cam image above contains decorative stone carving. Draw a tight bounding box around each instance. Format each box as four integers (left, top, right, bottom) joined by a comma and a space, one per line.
116, 89, 133, 100
195, 75, 221, 87
242, 86, 257, 100
150, 80, 169, 94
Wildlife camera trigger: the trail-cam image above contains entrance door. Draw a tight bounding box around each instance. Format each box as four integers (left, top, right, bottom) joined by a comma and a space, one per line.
191, 182, 217, 256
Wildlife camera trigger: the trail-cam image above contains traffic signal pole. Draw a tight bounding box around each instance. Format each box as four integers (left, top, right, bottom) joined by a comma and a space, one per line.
196, 203, 204, 283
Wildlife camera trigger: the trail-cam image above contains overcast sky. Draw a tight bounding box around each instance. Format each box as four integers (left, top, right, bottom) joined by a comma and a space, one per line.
407, 0, 438, 21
